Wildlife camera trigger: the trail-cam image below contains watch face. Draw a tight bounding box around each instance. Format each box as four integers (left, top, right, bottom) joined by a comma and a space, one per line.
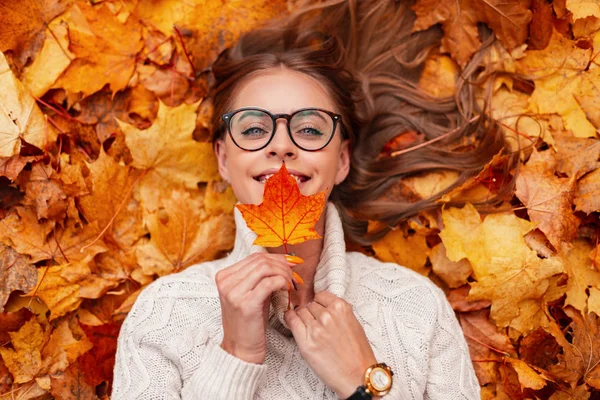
370, 367, 391, 391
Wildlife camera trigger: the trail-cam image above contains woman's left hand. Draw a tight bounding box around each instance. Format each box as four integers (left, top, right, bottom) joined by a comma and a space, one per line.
284, 291, 378, 399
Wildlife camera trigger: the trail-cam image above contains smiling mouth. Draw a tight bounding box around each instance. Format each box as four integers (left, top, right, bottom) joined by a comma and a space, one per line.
253, 173, 311, 185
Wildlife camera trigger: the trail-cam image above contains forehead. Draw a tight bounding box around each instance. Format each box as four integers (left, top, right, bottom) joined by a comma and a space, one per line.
231, 68, 337, 113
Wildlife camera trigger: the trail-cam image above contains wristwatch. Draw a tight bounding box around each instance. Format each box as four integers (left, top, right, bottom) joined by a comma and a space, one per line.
346, 362, 394, 399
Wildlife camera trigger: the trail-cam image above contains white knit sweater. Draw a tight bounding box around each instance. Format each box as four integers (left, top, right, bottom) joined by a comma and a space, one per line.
112, 202, 480, 399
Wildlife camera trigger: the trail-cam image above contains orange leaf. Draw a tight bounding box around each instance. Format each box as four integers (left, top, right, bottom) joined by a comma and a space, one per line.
236, 163, 326, 248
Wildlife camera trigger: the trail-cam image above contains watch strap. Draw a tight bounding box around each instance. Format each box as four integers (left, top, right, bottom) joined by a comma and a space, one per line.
346, 385, 372, 400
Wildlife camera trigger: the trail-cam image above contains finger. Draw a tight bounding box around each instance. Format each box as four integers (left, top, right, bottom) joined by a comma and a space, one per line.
232, 261, 294, 296
306, 301, 327, 320
218, 253, 297, 282
220, 255, 296, 293
313, 291, 339, 307
296, 306, 317, 326
284, 309, 307, 337
245, 275, 290, 305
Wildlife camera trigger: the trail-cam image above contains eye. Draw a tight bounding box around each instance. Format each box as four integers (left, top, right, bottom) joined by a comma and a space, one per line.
296, 126, 324, 136
241, 125, 269, 136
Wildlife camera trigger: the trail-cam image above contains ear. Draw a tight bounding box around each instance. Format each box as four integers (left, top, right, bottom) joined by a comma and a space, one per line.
213, 138, 230, 182
334, 139, 350, 185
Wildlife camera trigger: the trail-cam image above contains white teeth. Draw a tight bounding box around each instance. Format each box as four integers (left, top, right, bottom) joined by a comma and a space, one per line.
256, 173, 307, 184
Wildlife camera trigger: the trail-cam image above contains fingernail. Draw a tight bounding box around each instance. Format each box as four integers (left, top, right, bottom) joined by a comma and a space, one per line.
292, 271, 305, 285
285, 255, 304, 264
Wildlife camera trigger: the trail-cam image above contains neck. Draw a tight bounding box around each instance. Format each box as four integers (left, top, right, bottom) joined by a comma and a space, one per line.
266, 210, 326, 308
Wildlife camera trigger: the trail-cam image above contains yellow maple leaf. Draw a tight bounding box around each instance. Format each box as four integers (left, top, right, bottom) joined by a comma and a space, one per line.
439, 203, 565, 327
54, 3, 144, 96
135, 189, 235, 277
515, 29, 599, 138
118, 99, 219, 212
0, 51, 58, 157
0, 318, 45, 383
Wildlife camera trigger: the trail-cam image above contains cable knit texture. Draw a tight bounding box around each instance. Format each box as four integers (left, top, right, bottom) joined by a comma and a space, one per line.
112, 202, 480, 399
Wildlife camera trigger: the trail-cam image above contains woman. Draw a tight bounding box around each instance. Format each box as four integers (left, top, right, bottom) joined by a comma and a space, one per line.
112, 0, 510, 399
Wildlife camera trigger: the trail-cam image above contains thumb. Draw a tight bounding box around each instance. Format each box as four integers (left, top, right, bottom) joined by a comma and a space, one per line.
284, 309, 306, 337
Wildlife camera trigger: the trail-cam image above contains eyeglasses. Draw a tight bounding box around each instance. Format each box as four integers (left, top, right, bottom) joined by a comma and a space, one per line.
221, 106, 343, 151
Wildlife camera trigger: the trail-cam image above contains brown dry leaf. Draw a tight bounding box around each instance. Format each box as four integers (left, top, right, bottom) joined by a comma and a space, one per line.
0, 206, 55, 263
548, 384, 590, 400
515, 149, 579, 249
372, 228, 430, 276
23, 161, 68, 220
135, 189, 235, 277
49, 362, 98, 400
0, 244, 37, 312
519, 328, 562, 371
448, 285, 492, 312
118, 99, 219, 212
411, 0, 532, 67
76, 87, 157, 144
40, 317, 92, 376
430, 242, 473, 288
458, 309, 516, 385
0, 154, 40, 181
0, 318, 45, 384
0, 0, 70, 69
54, 3, 144, 96
0, 207, 107, 265
0, 51, 58, 157
529, 0, 554, 50
554, 135, 600, 179
78, 148, 147, 249
440, 203, 564, 327
574, 168, 600, 213
547, 307, 600, 389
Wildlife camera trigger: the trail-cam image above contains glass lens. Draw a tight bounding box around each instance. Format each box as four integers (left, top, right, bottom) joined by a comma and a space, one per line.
290, 110, 334, 150
230, 109, 273, 150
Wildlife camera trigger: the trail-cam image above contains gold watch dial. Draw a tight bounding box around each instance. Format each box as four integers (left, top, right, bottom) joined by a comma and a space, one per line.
369, 367, 391, 391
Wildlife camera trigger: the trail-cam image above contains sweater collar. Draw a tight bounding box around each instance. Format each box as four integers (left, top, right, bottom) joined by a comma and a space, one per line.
228, 201, 350, 336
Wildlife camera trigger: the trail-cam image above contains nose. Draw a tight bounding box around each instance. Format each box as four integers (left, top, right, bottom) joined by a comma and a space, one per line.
265, 118, 297, 159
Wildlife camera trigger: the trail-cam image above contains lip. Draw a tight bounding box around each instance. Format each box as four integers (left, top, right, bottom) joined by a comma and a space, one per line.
253, 167, 311, 185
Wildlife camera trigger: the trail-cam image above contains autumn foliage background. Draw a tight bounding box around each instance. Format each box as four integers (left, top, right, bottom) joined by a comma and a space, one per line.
0, 0, 599, 398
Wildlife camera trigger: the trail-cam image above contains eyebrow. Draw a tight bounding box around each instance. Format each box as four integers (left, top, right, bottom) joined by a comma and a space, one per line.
237, 110, 269, 122
294, 110, 328, 123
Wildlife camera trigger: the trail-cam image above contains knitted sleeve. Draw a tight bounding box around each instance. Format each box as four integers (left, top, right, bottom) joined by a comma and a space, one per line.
424, 286, 480, 400
111, 279, 268, 400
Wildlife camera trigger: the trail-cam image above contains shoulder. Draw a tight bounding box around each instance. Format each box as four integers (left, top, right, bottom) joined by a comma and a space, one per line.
346, 251, 451, 332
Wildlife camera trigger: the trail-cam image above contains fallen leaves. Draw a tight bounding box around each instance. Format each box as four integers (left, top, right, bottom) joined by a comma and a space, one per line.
411, 0, 532, 67
0, 0, 599, 398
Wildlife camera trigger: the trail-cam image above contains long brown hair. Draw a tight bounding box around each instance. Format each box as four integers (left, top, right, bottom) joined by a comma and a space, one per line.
208, 0, 515, 245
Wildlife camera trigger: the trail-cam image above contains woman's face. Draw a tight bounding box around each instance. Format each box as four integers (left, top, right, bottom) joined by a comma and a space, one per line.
214, 67, 350, 205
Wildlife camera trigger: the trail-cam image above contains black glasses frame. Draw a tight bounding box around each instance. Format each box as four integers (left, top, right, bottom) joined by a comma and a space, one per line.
221, 106, 343, 152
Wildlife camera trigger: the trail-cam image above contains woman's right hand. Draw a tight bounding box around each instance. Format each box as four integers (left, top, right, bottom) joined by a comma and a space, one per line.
215, 252, 303, 364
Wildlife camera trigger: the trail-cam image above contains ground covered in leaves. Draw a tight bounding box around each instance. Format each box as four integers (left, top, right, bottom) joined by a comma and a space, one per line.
0, 0, 599, 398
